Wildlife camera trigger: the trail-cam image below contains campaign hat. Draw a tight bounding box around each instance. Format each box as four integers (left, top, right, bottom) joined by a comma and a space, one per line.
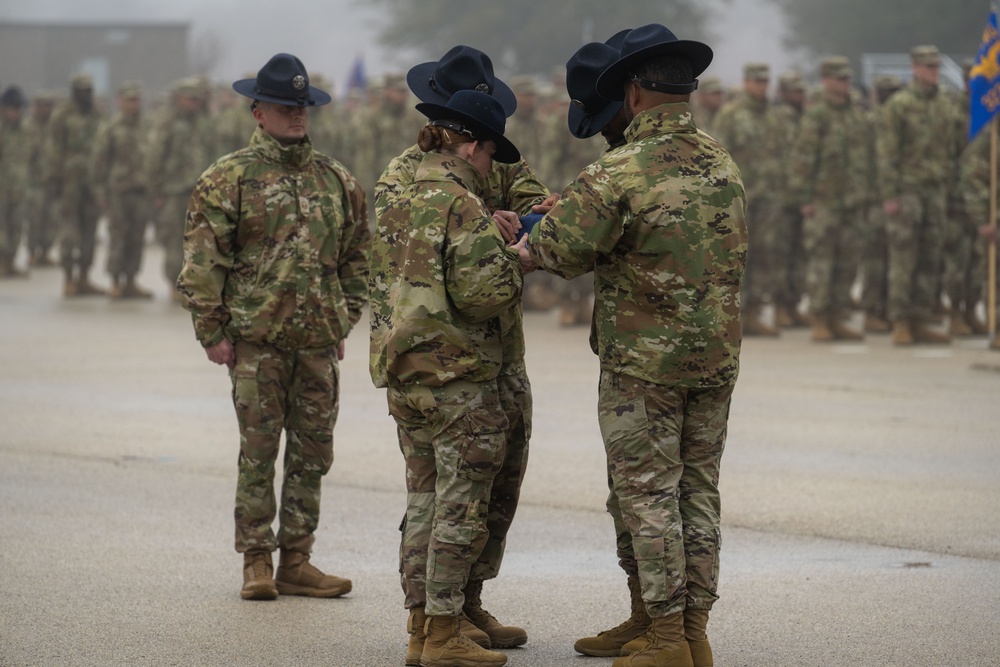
566, 41, 624, 138
596, 23, 713, 100
416, 89, 520, 163
233, 53, 331, 107
407, 45, 517, 117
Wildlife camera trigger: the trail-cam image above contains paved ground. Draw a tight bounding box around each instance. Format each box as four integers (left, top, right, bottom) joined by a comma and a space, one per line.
2, 244, 999, 666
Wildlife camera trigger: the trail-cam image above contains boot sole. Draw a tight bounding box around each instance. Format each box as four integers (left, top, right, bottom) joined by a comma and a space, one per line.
573, 642, 625, 657
275, 580, 351, 598
488, 634, 527, 649
420, 658, 507, 667
240, 584, 278, 600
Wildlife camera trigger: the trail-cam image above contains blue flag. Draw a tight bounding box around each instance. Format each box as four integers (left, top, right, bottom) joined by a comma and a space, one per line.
344, 55, 366, 99
969, 10, 1000, 140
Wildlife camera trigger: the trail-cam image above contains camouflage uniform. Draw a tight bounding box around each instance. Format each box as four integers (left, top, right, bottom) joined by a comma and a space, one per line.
713, 64, 785, 331
526, 102, 748, 617
959, 130, 997, 325
375, 144, 546, 601
43, 77, 104, 286
0, 92, 31, 275
147, 80, 216, 286
370, 152, 523, 615
23, 93, 57, 266
787, 59, 869, 324
773, 72, 809, 325
876, 49, 962, 326
176, 126, 371, 555
691, 77, 724, 139
89, 83, 150, 289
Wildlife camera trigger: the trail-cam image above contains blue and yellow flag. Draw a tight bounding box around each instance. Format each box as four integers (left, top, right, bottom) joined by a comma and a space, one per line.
970, 10, 1000, 140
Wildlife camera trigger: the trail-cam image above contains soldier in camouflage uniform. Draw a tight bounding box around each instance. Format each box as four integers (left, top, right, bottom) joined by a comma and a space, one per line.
959, 129, 1000, 349
147, 78, 215, 294
860, 75, 902, 333
0, 86, 31, 277
714, 62, 785, 336
90, 82, 152, 299
175, 53, 370, 602
691, 77, 724, 138
518, 24, 747, 667
371, 89, 523, 667
788, 57, 869, 341
24, 91, 58, 267
877, 45, 962, 345
375, 45, 553, 658
44, 73, 105, 296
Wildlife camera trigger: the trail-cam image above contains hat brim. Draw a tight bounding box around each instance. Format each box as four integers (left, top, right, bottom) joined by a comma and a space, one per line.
407, 61, 518, 118
232, 78, 332, 107
415, 101, 520, 164
596, 41, 713, 101
567, 99, 623, 139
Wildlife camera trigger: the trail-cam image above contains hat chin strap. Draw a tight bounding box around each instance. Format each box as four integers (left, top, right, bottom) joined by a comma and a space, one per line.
634, 77, 699, 95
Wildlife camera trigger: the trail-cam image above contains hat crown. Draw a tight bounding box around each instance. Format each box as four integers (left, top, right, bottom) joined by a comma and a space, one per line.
566, 42, 619, 114
431, 46, 496, 97
415, 89, 520, 162
233, 52, 330, 106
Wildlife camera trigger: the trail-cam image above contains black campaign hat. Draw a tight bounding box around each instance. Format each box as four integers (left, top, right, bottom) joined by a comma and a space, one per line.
416, 89, 520, 163
596, 23, 713, 101
566, 41, 625, 139
407, 45, 517, 117
232, 53, 331, 107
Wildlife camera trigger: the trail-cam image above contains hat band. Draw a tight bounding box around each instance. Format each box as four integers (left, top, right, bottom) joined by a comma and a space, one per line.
255, 84, 309, 104
632, 76, 698, 95
429, 77, 492, 97
430, 119, 477, 138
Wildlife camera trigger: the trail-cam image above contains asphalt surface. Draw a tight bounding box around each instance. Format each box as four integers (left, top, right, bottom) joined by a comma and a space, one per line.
2, 242, 999, 667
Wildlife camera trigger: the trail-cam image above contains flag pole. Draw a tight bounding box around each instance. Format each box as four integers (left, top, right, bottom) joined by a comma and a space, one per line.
990, 114, 998, 340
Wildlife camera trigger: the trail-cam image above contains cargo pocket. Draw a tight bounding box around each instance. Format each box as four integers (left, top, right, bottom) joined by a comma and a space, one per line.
231, 357, 262, 432
457, 387, 508, 484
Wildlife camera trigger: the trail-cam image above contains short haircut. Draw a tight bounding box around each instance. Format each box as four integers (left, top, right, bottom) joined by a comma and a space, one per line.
630, 55, 694, 85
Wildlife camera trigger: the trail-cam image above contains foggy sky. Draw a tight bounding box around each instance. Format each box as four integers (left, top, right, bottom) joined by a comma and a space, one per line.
0, 0, 798, 88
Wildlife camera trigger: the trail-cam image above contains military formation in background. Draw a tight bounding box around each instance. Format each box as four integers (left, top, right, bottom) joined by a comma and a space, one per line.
0, 42, 998, 348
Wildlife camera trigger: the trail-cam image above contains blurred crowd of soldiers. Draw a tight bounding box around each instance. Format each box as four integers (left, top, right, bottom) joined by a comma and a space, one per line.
0, 44, 998, 347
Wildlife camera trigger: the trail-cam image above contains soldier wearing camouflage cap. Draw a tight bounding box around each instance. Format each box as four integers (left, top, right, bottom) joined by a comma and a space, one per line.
176, 53, 371, 603
519, 23, 747, 667
876, 45, 961, 344
692, 75, 724, 137
0, 85, 31, 277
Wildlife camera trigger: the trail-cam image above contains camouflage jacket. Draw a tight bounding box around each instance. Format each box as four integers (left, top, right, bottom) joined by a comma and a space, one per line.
787, 92, 869, 209
0, 117, 32, 198
877, 82, 962, 200
146, 109, 215, 198
369, 153, 523, 388
176, 127, 371, 350
526, 102, 748, 388
959, 130, 992, 226
90, 113, 148, 200
43, 101, 103, 187
374, 143, 549, 377
712, 95, 786, 203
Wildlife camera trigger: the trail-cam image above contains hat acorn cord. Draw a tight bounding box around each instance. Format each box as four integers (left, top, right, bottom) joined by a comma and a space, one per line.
415, 89, 520, 163
407, 45, 517, 117
596, 23, 713, 101
233, 53, 331, 107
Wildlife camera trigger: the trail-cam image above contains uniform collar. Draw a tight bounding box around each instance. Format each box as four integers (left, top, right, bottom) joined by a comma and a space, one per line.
414, 152, 486, 197
249, 126, 314, 169
625, 101, 697, 144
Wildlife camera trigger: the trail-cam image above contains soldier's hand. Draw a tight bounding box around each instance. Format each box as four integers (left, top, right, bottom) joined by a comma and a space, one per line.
883, 199, 901, 217
513, 235, 537, 273
205, 339, 235, 369
337, 339, 345, 361
493, 210, 521, 244
532, 193, 561, 215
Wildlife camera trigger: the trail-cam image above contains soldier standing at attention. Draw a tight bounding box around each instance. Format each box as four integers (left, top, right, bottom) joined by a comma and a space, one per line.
147, 78, 214, 295
517, 24, 747, 667
375, 45, 555, 655
90, 82, 152, 300
691, 76, 724, 138
788, 57, 869, 341
370, 89, 523, 667
175, 53, 370, 602
877, 45, 960, 345
714, 62, 785, 336
24, 91, 58, 268
44, 73, 105, 296
0, 85, 31, 277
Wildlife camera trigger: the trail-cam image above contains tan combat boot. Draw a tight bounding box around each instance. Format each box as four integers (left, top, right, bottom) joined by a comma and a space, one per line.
459, 615, 491, 648
121, 277, 154, 300
864, 313, 892, 333
274, 550, 352, 597
828, 316, 863, 341
684, 609, 713, 667
990, 333, 1000, 350
420, 615, 507, 667
810, 315, 835, 342
775, 304, 807, 328
574, 574, 651, 657
611, 612, 693, 667
911, 319, 951, 344
891, 320, 914, 345
463, 579, 527, 648
75, 277, 106, 296
241, 551, 278, 600
742, 307, 780, 337
406, 606, 429, 666
949, 307, 973, 337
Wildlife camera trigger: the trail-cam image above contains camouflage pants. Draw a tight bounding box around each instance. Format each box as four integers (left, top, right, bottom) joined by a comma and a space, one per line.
860, 205, 889, 318
598, 370, 733, 618
230, 340, 339, 555
775, 204, 807, 310
159, 191, 192, 285
105, 189, 149, 280
943, 209, 985, 309
804, 204, 862, 316
469, 371, 531, 582
389, 378, 508, 616
886, 190, 946, 322
25, 186, 56, 260
0, 190, 24, 264
742, 197, 783, 309
56, 183, 100, 273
